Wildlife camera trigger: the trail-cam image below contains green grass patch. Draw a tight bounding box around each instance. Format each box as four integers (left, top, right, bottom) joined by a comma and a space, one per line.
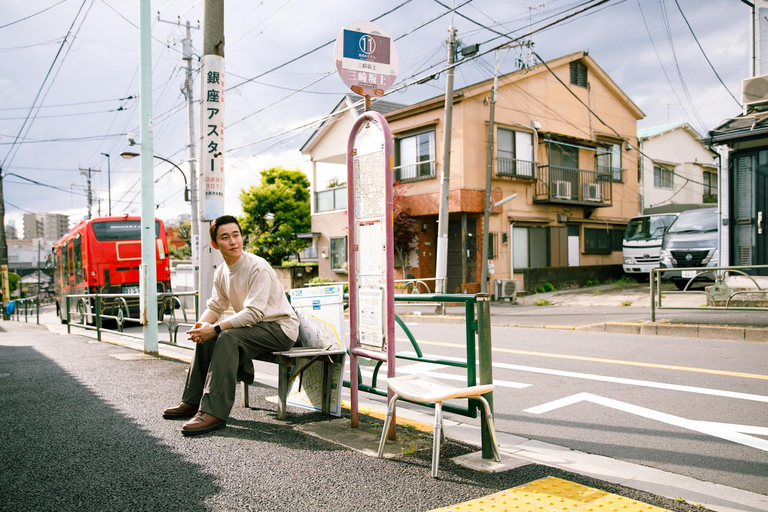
533, 298, 552, 306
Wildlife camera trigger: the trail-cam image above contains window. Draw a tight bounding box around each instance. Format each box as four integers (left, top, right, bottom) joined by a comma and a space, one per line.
497, 128, 534, 177
570, 60, 588, 87
549, 143, 578, 169
653, 166, 674, 189
330, 236, 347, 272
92, 220, 160, 241
512, 226, 547, 269
394, 130, 436, 182
597, 142, 622, 182
315, 186, 347, 213
584, 228, 612, 253
486, 232, 499, 259
703, 171, 717, 203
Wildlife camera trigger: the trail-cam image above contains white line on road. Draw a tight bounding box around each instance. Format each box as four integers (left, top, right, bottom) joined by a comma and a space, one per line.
398, 351, 768, 403
524, 392, 768, 452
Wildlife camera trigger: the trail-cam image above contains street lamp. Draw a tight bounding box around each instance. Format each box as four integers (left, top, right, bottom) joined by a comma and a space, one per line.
101, 152, 111, 216
120, 151, 190, 202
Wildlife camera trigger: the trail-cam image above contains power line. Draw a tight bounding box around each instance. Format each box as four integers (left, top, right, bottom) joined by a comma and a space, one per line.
0, 95, 136, 112
0, 0, 68, 30
672, 0, 740, 107
2, 0, 91, 169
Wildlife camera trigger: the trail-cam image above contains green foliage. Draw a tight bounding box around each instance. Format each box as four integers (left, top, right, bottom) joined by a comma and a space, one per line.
308, 277, 348, 293
168, 220, 191, 260
584, 279, 600, 286
239, 167, 311, 266
533, 298, 551, 306
536, 282, 556, 293
620, 300, 632, 307
280, 261, 318, 268
608, 275, 637, 287
1, 272, 21, 301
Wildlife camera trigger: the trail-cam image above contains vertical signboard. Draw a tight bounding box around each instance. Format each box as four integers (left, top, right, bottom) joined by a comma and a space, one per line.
287, 285, 346, 416
200, 55, 225, 220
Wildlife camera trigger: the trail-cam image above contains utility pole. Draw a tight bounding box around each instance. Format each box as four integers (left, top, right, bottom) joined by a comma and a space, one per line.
157, 16, 201, 287
435, 25, 457, 295
199, 0, 225, 308
481, 50, 500, 294
0, 163, 10, 320
139, 0, 158, 354
79, 167, 100, 220
100, 153, 111, 216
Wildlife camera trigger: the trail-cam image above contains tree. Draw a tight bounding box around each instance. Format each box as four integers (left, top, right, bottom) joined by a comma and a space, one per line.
392, 186, 420, 279
1, 272, 21, 302
168, 220, 191, 260
239, 167, 311, 266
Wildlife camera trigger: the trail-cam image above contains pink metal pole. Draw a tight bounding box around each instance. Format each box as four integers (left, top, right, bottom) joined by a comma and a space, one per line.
346, 109, 394, 430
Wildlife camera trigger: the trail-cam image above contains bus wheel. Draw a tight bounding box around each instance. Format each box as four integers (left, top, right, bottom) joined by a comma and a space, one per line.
116, 306, 126, 332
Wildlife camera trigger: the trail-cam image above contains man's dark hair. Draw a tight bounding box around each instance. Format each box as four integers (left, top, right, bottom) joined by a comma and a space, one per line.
210, 215, 242, 241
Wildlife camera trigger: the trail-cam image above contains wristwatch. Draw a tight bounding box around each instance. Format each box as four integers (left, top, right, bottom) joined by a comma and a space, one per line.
214, 324, 222, 335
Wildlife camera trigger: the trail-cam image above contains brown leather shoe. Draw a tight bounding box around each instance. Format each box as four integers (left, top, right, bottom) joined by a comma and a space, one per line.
163, 401, 198, 419
181, 412, 226, 436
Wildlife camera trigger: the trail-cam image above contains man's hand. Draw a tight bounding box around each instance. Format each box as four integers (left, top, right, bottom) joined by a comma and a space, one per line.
186, 322, 215, 343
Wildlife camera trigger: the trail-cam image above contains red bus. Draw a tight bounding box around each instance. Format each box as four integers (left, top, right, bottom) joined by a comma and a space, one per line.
53, 215, 172, 325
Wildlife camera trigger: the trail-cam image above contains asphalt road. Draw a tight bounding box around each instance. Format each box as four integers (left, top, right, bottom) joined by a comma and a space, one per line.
387, 321, 768, 496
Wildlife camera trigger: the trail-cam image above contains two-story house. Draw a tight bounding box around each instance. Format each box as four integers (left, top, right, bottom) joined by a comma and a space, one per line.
637, 123, 718, 214
302, 51, 643, 293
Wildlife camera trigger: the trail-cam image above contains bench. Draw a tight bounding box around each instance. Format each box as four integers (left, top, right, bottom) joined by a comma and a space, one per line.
243, 346, 347, 420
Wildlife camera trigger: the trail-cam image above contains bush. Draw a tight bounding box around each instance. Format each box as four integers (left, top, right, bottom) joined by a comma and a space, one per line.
308, 277, 348, 293
536, 282, 556, 293
533, 298, 551, 306
585, 279, 600, 287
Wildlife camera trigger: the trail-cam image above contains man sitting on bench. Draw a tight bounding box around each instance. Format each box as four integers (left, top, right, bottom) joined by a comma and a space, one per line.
163, 214, 299, 436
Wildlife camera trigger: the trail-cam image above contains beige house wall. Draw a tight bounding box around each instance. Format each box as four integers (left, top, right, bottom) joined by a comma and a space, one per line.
303, 52, 644, 286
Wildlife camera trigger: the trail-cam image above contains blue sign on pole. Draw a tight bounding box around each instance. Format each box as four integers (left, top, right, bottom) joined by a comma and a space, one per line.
342, 30, 391, 65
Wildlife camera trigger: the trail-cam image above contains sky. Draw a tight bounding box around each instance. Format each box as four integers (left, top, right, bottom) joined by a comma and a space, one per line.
0, 0, 751, 236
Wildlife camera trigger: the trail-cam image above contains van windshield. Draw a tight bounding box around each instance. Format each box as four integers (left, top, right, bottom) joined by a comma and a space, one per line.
624, 215, 677, 241
667, 209, 718, 234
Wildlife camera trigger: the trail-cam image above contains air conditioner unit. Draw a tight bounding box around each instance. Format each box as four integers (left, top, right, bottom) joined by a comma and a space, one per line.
743, 74, 768, 107
583, 183, 601, 201
495, 279, 521, 300
553, 180, 571, 199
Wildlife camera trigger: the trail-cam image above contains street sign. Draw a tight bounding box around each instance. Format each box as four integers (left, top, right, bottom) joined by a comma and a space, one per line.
200, 54, 225, 220
334, 21, 399, 97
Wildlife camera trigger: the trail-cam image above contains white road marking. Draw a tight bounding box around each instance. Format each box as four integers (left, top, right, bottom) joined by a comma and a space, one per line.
524, 392, 768, 452
397, 351, 768, 403
359, 361, 531, 389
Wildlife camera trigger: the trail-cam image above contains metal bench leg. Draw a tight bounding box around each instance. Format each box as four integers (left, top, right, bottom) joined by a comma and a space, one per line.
377, 394, 400, 458
242, 381, 250, 408
432, 402, 443, 478
277, 363, 290, 420
321, 360, 332, 415
476, 395, 501, 462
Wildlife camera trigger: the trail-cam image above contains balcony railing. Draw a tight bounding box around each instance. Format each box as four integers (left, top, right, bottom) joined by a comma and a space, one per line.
497, 158, 536, 180
394, 161, 436, 183
596, 164, 625, 183
535, 165, 612, 206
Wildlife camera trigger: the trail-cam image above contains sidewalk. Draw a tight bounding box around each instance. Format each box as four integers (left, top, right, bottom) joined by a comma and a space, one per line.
2, 321, 766, 512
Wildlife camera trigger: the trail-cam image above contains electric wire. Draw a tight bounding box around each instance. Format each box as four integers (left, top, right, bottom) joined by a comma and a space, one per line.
672, 0, 740, 107
0, 0, 68, 30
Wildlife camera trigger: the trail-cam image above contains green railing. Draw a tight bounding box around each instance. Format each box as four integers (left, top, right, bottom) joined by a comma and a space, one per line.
348, 293, 494, 425
64, 291, 199, 344
8, 296, 42, 324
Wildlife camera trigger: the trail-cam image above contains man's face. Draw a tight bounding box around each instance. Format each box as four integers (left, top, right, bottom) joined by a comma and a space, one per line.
212, 223, 242, 261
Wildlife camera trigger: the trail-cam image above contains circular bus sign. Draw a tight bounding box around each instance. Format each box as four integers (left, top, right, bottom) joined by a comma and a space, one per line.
334, 21, 399, 97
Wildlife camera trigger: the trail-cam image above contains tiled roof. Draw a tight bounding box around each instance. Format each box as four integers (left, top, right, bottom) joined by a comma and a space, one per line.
637, 122, 698, 139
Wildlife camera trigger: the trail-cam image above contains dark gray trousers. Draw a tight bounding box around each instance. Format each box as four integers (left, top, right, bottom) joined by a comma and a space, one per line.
181, 322, 295, 420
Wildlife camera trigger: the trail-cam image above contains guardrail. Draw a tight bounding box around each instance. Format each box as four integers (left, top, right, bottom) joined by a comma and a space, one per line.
650, 265, 768, 322
64, 291, 199, 344
7, 296, 42, 324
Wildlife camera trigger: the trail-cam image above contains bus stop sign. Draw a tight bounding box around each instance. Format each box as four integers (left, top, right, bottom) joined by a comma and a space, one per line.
334, 21, 399, 97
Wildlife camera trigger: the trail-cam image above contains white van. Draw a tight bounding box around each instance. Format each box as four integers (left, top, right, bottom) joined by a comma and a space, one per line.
622, 213, 678, 278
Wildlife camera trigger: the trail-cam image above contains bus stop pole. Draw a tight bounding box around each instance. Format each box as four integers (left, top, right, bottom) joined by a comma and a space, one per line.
476, 293, 495, 460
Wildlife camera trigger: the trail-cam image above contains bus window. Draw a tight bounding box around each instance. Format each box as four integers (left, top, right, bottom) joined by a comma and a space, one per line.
74, 234, 84, 284
91, 220, 161, 241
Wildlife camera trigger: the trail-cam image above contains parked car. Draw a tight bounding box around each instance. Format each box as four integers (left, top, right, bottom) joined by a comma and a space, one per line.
622, 213, 678, 279
659, 207, 719, 290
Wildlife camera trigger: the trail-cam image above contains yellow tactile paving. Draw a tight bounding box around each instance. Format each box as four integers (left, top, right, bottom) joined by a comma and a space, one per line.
429, 476, 671, 512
